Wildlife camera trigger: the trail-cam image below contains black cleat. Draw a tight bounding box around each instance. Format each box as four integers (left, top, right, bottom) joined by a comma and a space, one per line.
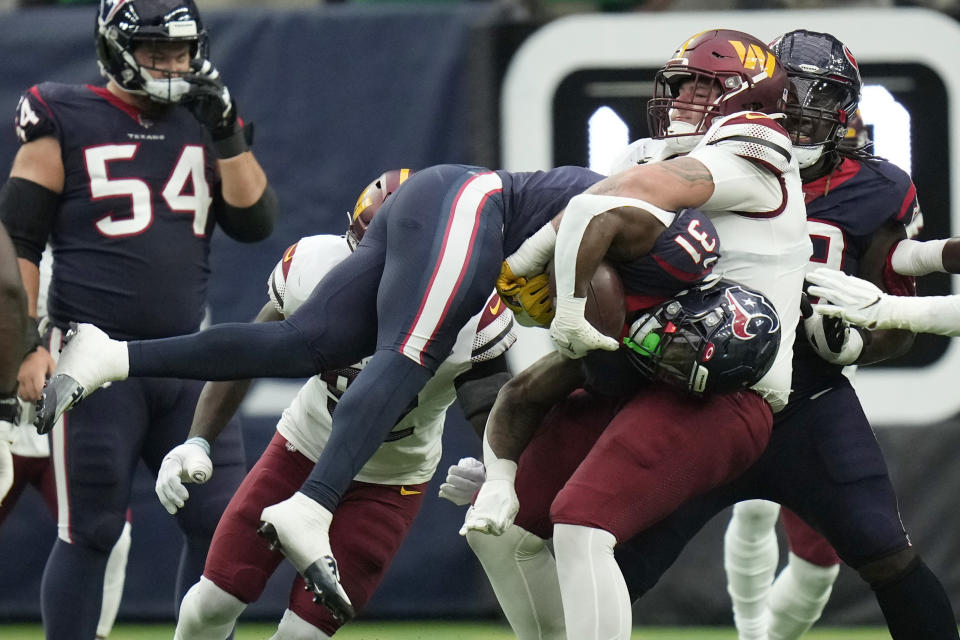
256, 520, 354, 623
303, 557, 355, 624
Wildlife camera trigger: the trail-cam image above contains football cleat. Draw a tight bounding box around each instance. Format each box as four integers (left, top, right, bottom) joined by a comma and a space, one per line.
34, 374, 84, 435
303, 556, 355, 624
258, 493, 354, 622
34, 323, 129, 435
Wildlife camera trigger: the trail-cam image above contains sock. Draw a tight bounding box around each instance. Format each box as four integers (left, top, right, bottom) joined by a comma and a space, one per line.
129, 321, 318, 379
724, 500, 781, 640
767, 552, 839, 640
466, 525, 566, 640
554, 523, 631, 640
96, 520, 132, 638
873, 559, 959, 639
299, 351, 431, 511
175, 577, 245, 640
42, 539, 109, 639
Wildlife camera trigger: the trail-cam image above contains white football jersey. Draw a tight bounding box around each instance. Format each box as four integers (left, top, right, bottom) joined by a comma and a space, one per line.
266, 234, 515, 485
610, 112, 811, 411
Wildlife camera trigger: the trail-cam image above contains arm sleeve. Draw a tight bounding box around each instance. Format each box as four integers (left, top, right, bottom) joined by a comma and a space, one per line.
878, 295, 960, 337
212, 184, 278, 243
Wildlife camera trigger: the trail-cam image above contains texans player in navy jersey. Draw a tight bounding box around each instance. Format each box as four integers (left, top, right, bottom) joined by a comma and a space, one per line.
38, 161, 608, 621
573, 31, 955, 640
0, 1, 277, 637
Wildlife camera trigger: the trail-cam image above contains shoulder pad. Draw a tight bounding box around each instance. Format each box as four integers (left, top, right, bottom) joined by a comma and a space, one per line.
267, 234, 351, 316
608, 138, 668, 175
702, 112, 793, 176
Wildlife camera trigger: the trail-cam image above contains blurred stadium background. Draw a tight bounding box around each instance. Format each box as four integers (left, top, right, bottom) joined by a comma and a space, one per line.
2, 0, 960, 635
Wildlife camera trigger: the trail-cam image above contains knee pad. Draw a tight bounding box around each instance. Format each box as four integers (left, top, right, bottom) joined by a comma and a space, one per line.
857, 546, 918, 589
272, 608, 331, 640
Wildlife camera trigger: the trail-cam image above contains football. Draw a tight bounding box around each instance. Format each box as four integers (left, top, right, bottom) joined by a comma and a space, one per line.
548, 259, 626, 338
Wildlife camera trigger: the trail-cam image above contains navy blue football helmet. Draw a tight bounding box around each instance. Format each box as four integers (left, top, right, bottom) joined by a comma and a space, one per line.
95, 0, 208, 103
623, 278, 781, 396
770, 30, 862, 167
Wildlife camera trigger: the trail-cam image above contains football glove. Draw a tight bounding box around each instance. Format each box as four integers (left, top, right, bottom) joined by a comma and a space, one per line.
459, 459, 518, 536
155, 438, 213, 515
438, 457, 485, 506
549, 295, 619, 359
183, 60, 246, 157
801, 291, 866, 366
514, 273, 555, 325
496, 261, 528, 314
806, 267, 886, 329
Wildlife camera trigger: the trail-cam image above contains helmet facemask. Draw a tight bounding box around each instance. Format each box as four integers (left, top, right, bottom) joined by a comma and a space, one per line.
783, 74, 857, 169
623, 301, 723, 395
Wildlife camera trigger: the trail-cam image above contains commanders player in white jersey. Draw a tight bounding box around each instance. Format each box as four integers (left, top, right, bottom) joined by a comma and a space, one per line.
466, 29, 810, 640
0, 220, 28, 501
160, 172, 515, 639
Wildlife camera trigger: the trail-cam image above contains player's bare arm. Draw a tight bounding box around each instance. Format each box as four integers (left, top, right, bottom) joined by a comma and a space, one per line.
0, 224, 27, 395
484, 351, 583, 462
586, 157, 716, 211
853, 221, 915, 364
7, 138, 63, 399
187, 301, 283, 442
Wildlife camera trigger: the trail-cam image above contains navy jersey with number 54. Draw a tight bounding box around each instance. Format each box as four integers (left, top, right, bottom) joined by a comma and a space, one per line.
15, 82, 220, 340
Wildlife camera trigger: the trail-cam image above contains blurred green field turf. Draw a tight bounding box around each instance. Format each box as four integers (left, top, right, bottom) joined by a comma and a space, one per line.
0, 621, 902, 639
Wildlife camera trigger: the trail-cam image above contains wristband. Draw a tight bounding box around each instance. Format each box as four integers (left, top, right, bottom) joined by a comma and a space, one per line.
0, 395, 20, 424
212, 126, 249, 159
184, 436, 211, 456
24, 315, 42, 356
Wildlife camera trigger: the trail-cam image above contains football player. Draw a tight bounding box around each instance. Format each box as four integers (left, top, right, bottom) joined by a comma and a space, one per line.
0, 0, 277, 636
715, 30, 954, 640
36, 155, 614, 619
466, 29, 810, 640
583, 30, 954, 640
159, 170, 515, 638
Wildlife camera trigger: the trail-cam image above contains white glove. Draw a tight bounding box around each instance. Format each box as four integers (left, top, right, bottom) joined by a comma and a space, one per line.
438, 457, 486, 506
802, 293, 865, 366
459, 459, 519, 536
549, 295, 619, 359
806, 267, 886, 329
155, 438, 213, 515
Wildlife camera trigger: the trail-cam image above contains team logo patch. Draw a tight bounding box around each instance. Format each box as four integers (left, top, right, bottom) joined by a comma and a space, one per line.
728, 40, 777, 78
725, 286, 780, 340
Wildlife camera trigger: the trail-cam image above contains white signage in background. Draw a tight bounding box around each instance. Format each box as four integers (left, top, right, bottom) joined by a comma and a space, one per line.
502, 9, 960, 426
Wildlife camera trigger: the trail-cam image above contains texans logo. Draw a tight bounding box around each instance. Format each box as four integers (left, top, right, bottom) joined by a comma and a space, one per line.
725, 287, 780, 340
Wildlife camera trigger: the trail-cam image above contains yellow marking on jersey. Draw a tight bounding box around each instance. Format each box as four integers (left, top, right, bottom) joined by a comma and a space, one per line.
489, 297, 502, 315
743, 112, 767, 119
400, 486, 422, 496
282, 243, 298, 262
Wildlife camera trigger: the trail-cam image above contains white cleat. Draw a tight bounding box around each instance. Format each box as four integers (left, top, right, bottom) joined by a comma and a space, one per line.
258, 492, 355, 623
34, 323, 129, 434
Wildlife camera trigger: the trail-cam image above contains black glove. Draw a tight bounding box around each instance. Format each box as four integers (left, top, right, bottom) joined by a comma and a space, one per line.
183, 60, 247, 158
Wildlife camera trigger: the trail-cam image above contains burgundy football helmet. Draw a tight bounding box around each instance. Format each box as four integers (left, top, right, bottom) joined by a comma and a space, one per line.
648, 29, 789, 140
345, 168, 413, 251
